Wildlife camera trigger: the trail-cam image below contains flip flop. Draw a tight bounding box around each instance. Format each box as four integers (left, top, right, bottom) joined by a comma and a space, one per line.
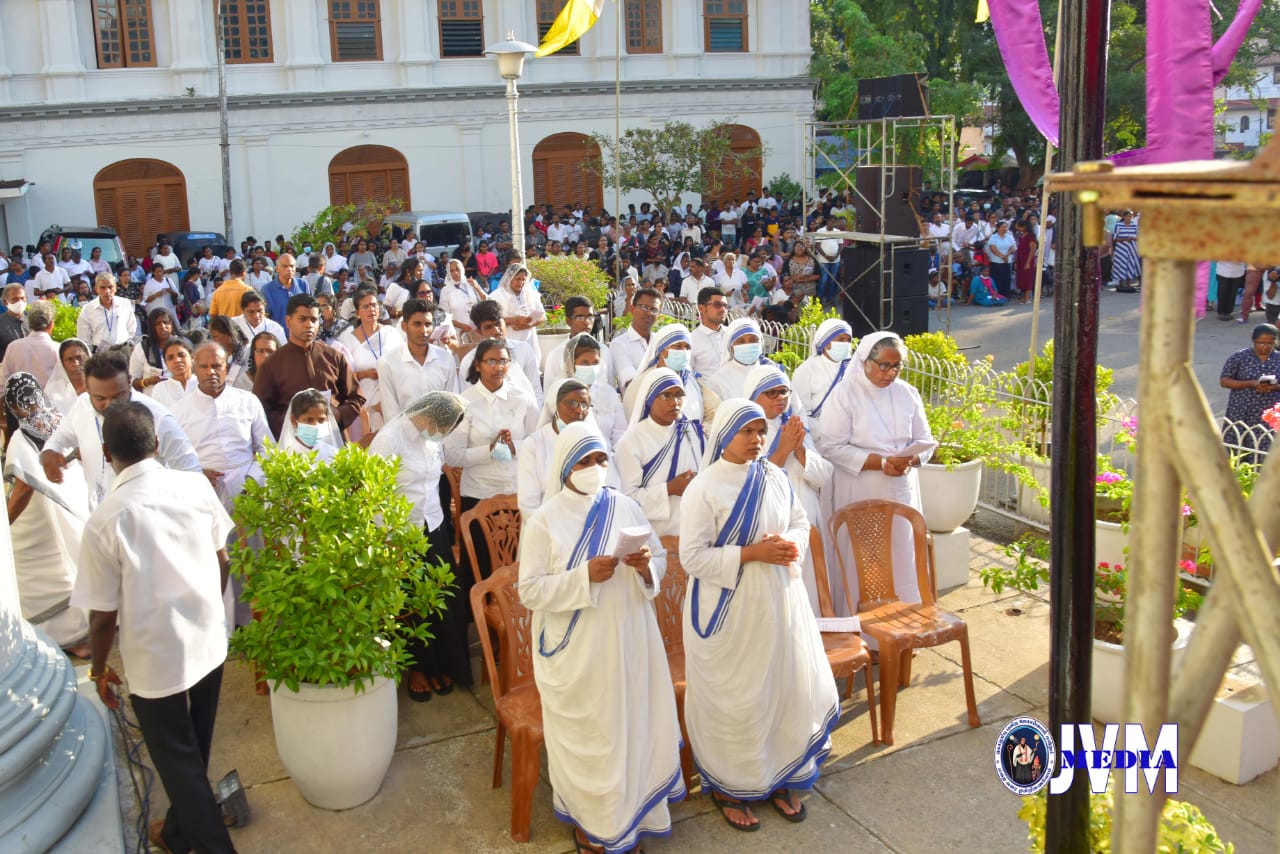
407, 675, 432, 703
769, 789, 808, 823
709, 791, 760, 832
429, 676, 455, 696
572, 828, 605, 853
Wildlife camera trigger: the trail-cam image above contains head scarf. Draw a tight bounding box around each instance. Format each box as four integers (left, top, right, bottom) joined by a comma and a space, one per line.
562, 333, 604, 384
743, 364, 800, 455
725, 317, 768, 359
400, 390, 467, 437
5, 372, 61, 449
810, 318, 853, 359
701, 398, 767, 468
498, 264, 530, 295
852, 331, 907, 394
443, 259, 467, 289
547, 421, 610, 501
639, 323, 694, 373
538, 377, 591, 430
626, 368, 684, 429
46, 338, 89, 414
277, 388, 342, 451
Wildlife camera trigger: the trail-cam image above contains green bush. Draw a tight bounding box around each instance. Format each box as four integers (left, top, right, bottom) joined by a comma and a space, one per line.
230, 444, 452, 692
527, 256, 612, 311
1018, 785, 1233, 852
51, 302, 81, 342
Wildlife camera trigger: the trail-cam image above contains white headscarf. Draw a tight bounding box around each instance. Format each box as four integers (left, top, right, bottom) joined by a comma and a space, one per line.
625, 368, 684, 430
277, 388, 343, 450
637, 323, 695, 375
724, 317, 767, 358
539, 377, 592, 430
443, 259, 467, 289
498, 264, 531, 295
851, 330, 907, 394
701, 398, 767, 468
545, 420, 609, 501
810, 318, 853, 358
395, 390, 468, 436
742, 363, 791, 403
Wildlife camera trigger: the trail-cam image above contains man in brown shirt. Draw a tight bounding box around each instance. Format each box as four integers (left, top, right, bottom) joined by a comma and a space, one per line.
208, 258, 251, 318
252, 293, 364, 438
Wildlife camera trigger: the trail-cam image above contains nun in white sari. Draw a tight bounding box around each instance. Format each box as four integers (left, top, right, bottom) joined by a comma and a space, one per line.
679, 399, 839, 831
621, 324, 706, 431
614, 369, 704, 538
516, 378, 621, 519
790, 318, 854, 428
518, 422, 684, 854
814, 332, 936, 610
743, 365, 833, 618
703, 317, 773, 403
559, 333, 626, 447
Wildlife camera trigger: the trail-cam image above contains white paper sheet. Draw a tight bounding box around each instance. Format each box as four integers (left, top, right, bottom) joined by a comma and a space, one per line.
611, 526, 651, 558
897, 438, 939, 460
815, 616, 861, 633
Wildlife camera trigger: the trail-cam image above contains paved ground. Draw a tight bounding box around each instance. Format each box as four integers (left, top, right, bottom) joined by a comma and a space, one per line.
930, 286, 1257, 414
103, 514, 1277, 853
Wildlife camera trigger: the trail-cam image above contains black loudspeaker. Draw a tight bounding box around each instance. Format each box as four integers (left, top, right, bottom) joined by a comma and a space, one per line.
857, 74, 929, 120
854, 166, 921, 237
839, 246, 931, 337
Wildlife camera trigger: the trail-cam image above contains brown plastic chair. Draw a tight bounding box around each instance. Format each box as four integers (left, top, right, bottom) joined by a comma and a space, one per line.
459, 494, 523, 586
829, 499, 980, 746
443, 465, 463, 563
654, 536, 696, 793
808, 527, 878, 744
470, 564, 544, 843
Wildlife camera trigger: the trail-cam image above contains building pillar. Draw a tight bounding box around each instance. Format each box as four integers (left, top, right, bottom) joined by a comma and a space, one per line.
38, 0, 87, 101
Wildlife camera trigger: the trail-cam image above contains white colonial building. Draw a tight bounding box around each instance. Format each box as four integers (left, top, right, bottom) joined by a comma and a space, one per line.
0, 0, 812, 255
1216, 54, 1280, 154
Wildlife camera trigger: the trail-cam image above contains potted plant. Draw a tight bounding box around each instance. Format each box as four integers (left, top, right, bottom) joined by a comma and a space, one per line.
230, 444, 452, 810
1182, 453, 1259, 583
1017, 785, 1234, 852
526, 255, 612, 364
982, 536, 1202, 722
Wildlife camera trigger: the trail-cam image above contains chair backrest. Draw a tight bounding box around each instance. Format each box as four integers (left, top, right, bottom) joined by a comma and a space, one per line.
469, 564, 535, 697
829, 499, 935, 610
808, 526, 855, 618
443, 465, 463, 537
460, 494, 522, 585
653, 536, 688, 655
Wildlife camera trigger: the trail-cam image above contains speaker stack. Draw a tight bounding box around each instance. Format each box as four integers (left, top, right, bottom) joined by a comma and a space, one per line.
839, 245, 932, 338
856, 74, 930, 120
853, 165, 922, 237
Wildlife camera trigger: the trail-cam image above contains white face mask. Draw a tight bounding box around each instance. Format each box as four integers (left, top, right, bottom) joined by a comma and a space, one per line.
570, 463, 606, 495
420, 428, 446, 444
733, 342, 762, 365
664, 349, 690, 373
574, 364, 598, 386
827, 341, 853, 362
491, 442, 513, 462
7, 300, 26, 316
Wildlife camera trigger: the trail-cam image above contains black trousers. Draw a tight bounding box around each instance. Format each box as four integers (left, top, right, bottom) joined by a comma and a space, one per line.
1218, 274, 1244, 318
406, 520, 473, 686
130, 664, 236, 854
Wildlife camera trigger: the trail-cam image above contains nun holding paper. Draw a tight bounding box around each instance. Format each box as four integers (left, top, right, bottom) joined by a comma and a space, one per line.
517, 422, 684, 854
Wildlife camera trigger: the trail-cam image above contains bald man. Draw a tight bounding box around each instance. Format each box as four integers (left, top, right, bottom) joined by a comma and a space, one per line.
261, 253, 305, 330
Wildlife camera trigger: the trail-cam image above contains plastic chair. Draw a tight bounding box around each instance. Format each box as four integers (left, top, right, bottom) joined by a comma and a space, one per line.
443, 465, 463, 563
808, 527, 878, 744
470, 565, 544, 843
654, 536, 695, 793
829, 499, 980, 746
459, 494, 522, 586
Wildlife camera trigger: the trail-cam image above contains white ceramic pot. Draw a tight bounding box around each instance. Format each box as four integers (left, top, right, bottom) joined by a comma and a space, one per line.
537, 331, 569, 371
918, 458, 984, 533
270, 675, 398, 810
1016, 456, 1052, 526
1091, 618, 1194, 723
1095, 519, 1130, 568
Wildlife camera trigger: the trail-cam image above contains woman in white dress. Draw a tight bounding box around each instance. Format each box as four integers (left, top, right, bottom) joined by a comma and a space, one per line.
150, 337, 198, 410
129, 307, 179, 392
4, 374, 92, 652
276, 388, 342, 463
790, 318, 854, 427
560, 334, 626, 448
743, 364, 833, 617
680, 399, 839, 831
614, 368, 703, 538
622, 324, 706, 432
491, 264, 546, 346
516, 378, 594, 518
714, 253, 748, 309
703, 317, 772, 403
518, 422, 684, 854
339, 286, 405, 438
45, 338, 90, 415
814, 332, 936, 608
439, 258, 489, 342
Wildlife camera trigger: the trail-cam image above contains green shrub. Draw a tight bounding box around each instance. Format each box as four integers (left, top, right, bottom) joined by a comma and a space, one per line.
527, 256, 612, 311
1018, 785, 1233, 852
51, 302, 81, 342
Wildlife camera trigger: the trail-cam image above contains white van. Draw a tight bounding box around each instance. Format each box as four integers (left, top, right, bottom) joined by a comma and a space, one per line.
383, 211, 473, 259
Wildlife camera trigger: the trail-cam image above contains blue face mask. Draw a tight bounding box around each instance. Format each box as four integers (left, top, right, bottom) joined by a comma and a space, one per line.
420, 428, 446, 444
733, 342, 762, 365
491, 442, 513, 462
574, 365, 598, 386
295, 422, 320, 447
664, 349, 690, 373
827, 341, 853, 362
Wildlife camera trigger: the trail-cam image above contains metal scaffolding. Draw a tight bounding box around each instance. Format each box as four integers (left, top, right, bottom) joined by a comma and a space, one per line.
1049, 150, 1280, 851
802, 115, 958, 330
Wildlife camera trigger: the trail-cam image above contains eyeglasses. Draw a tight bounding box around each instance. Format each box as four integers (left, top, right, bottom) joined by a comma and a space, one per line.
872, 360, 904, 372
761, 388, 791, 399
560, 400, 592, 413
633, 303, 660, 314
571, 313, 596, 322
656, 390, 686, 401
481, 358, 511, 368
705, 300, 729, 310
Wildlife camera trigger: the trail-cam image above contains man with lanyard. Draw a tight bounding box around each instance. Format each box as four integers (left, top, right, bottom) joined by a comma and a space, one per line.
689, 287, 730, 378
262, 253, 305, 328
40, 351, 202, 507
73, 402, 238, 854
75, 273, 138, 352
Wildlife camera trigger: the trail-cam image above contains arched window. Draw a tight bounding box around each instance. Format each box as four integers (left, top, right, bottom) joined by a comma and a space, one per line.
532, 133, 603, 213
328, 145, 411, 210
702, 124, 762, 207
1240, 115, 1251, 132
94, 159, 189, 257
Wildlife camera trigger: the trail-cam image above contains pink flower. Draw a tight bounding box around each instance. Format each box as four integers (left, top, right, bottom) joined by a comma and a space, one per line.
1121, 416, 1138, 432
1097, 471, 1124, 485
1263, 403, 1280, 431
1179, 560, 1197, 573
1181, 504, 1193, 517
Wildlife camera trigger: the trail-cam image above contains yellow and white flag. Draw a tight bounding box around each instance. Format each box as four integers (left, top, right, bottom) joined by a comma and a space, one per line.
536, 0, 606, 57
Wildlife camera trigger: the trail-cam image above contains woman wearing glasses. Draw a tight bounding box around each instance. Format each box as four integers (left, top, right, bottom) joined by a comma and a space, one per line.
814, 332, 936, 608
516, 378, 613, 518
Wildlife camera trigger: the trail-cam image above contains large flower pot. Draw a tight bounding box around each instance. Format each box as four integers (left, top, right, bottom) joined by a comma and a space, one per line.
1095, 519, 1130, 568
270, 675, 398, 810
1091, 618, 1194, 723
1016, 456, 1052, 526
537, 330, 569, 372
918, 458, 984, 533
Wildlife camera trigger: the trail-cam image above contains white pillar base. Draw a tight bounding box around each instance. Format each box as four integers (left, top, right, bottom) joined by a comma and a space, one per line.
1188, 674, 1280, 785
931, 527, 971, 591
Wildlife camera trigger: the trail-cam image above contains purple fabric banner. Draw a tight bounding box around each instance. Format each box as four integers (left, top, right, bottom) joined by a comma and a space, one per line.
987, 0, 1060, 146
1213, 0, 1262, 85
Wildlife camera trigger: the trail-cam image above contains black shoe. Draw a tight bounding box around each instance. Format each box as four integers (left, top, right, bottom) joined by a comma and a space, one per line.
1117, 286, 1139, 293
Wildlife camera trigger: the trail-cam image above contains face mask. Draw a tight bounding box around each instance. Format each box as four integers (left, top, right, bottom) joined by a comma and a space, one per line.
491, 442, 513, 462
733, 343, 762, 365
570, 463, 606, 495
664, 350, 690, 373
295, 422, 320, 447
983, 203, 991, 211
827, 341, 853, 362
420, 428, 446, 444
7, 300, 25, 316
553, 415, 568, 432
574, 365, 598, 386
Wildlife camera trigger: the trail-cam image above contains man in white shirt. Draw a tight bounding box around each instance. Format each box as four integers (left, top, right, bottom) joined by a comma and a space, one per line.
33, 253, 72, 301
72, 401, 237, 854
61, 248, 94, 283
610, 286, 662, 390
0, 299, 59, 385
41, 350, 202, 507
813, 218, 844, 304
546, 215, 570, 245
458, 300, 543, 406
75, 273, 138, 351
233, 291, 287, 345
690, 287, 730, 377
679, 257, 718, 304
542, 296, 614, 388
377, 299, 460, 420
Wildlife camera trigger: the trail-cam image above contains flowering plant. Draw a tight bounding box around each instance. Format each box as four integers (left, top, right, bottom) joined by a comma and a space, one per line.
1262, 402, 1280, 431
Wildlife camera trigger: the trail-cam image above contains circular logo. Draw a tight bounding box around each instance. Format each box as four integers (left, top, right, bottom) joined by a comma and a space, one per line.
995, 716, 1056, 795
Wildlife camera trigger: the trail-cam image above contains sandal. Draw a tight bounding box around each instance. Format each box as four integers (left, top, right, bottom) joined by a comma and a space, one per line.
709, 791, 759, 832
769, 788, 808, 823
573, 828, 605, 853
407, 673, 433, 703
429, 675, 455, 696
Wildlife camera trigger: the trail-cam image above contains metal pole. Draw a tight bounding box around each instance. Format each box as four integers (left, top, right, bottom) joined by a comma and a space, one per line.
215, 0, 233, 243
507, 76, 525, 255
1027, 7, 1063, 378
615, 0, 621, 222
1045, 0, 1110, 849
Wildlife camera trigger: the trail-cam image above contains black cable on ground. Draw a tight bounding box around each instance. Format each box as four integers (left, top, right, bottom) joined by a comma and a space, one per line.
108, 704, 153, 854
